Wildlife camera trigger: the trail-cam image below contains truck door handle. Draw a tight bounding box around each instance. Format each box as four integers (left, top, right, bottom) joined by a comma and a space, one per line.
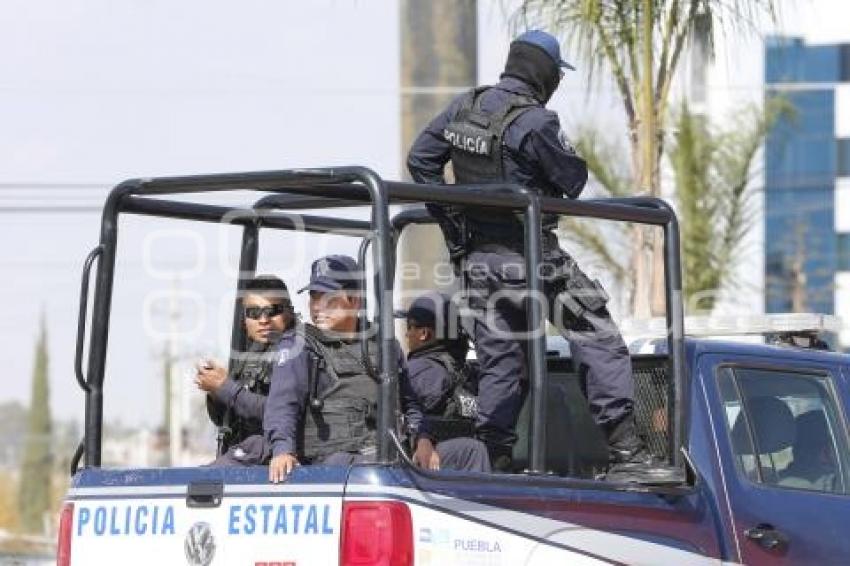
745, 524, 788, 552
187, 481, 224, 508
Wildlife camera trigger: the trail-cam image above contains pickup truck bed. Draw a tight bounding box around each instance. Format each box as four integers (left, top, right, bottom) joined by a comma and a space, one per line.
60, 340, 850, 565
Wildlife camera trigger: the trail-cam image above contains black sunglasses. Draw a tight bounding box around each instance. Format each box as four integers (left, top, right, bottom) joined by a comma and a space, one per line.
244, 304, 288, 320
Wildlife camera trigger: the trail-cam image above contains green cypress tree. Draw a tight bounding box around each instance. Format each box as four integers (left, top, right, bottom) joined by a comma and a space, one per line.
19, 314, 52, 533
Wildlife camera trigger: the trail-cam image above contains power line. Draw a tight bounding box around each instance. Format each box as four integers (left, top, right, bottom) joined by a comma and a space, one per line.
0, 206, 101, 214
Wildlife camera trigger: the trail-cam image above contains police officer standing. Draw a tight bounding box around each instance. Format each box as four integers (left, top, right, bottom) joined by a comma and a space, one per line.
197, 275, 295, 459
407, 30, 658, 475
266, 256, 489, 482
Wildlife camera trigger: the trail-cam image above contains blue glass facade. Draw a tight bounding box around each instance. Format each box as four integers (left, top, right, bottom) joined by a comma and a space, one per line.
764, 37, 847, 315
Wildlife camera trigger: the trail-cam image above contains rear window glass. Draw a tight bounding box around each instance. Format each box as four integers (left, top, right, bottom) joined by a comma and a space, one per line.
718, 366, 850, 495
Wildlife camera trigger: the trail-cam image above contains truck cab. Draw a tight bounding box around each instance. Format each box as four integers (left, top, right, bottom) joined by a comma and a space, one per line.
58, 168, 850, 565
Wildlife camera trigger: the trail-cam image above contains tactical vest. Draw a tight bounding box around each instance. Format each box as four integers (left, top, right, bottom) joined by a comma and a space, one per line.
298, 325, 381, 462
218, 338, 279, 452
442, 86, 565, 243
411, 346, 478, 443
443, 86, 538, 184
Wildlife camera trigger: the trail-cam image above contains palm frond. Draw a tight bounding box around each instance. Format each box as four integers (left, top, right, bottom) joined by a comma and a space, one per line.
558, 217, 629, 283
573, 127, 633, 198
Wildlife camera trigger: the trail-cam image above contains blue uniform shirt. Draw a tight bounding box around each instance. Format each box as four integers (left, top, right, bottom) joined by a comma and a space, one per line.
407, 356, 452, 414
263, 332, 426, 457
407, 76, 584, 200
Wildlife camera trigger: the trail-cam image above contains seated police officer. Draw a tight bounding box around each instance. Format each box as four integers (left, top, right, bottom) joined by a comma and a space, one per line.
265, 256, 489, 483
398, 292, 480, 443
196, 275, 295, 460
398, 292, 490, 473
408, 30, 664, 478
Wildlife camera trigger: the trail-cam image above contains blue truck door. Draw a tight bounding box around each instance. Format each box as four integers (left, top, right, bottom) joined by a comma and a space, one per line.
700, 353, 850, 564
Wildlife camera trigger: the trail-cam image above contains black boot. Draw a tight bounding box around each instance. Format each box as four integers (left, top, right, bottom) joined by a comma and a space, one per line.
485, 444, 514, 473
604, 416, 682, 484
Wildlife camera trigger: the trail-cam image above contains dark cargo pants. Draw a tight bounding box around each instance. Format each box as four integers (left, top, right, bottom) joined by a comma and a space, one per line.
462, 239, 634, 450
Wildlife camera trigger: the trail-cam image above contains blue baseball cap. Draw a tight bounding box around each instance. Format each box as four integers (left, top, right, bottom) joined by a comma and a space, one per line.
514, 30, 575, 71
298, 255, 362, 294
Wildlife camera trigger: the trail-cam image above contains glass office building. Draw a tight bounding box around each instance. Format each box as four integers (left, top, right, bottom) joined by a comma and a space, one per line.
764, 37, 850, 318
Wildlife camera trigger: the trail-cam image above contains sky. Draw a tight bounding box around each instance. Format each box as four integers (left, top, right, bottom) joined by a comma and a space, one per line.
0, 0, 406, 427
1, 0, 847, 430
0, 0, 537, 429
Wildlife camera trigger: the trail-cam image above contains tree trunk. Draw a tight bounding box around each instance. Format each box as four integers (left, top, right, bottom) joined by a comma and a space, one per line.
629, 0, 668, 319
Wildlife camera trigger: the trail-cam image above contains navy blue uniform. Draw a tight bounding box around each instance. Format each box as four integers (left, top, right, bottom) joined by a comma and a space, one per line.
407, 356, 453, 413
264, 332, 420, 459
208, 328, 295, 467
408, 77, 584, 207
264, 332, 488, 472
209, 331, 295, 423
408, 76, 635, 456
407, 355, 489, 472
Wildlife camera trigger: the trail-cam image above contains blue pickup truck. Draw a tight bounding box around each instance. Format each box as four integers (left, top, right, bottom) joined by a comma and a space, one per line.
58, 168, 850, 565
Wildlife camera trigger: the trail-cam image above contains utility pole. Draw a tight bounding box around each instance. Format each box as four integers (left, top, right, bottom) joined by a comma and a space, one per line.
398, 0, 477, 307
156, 278, 183, 466
167, 279, 183, 466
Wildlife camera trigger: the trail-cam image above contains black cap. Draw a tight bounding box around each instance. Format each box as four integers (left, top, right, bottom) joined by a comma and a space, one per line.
395, 292, 457, 336
298, 255, 361, 294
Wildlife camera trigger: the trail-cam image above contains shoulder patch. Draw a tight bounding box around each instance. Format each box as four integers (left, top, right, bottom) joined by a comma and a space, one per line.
277, 349, 290, 366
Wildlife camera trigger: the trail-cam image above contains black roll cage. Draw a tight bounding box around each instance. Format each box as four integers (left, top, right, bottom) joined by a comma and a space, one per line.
72, 166, 687, 477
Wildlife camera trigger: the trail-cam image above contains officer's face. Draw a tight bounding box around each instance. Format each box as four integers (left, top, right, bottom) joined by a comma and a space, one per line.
405, 322, 434, 351
309, 290, 361, 333
243, 293, 290, 343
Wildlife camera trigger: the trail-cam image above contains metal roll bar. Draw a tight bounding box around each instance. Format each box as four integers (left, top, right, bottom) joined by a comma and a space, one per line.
77, 167, 686, 474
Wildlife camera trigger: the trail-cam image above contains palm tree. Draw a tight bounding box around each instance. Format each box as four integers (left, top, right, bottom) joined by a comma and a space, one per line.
669, 98, 790, 311
512, 0, 779, 315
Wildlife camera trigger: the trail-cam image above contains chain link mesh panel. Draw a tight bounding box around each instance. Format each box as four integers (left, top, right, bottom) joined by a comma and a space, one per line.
633, 364, 670, 460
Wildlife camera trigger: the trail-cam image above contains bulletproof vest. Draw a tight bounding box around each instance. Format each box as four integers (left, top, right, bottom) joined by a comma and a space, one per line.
412, 345, 478, 443
298, 325, 381, 461
443, 86, 537, 184
218, 337, 280, 452
443, 87, 561, 242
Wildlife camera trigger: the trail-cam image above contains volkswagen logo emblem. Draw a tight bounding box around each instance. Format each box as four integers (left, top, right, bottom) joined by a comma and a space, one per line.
184, 521, 216, 566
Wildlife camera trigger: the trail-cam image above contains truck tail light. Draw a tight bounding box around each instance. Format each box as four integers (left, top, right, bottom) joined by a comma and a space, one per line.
57, 502, 74, 566
340, 501, 413, 566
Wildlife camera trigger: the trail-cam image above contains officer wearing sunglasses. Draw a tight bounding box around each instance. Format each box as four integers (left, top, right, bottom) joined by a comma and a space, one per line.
197, 275, 295, 460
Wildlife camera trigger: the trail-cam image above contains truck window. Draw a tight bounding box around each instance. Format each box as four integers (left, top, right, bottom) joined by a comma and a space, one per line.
718, 366, 850, 495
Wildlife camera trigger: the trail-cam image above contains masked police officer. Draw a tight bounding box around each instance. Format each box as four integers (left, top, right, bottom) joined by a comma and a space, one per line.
266, 256, 489, 482
397, 292, 480, 444
407, 30, 657, 476
197, 275, 295, 460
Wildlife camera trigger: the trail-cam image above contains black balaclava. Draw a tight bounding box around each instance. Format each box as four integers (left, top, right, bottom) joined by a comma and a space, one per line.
500, 40, 562, 103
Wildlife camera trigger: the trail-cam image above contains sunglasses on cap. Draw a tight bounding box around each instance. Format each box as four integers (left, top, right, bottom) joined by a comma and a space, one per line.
244, 304, 288, 320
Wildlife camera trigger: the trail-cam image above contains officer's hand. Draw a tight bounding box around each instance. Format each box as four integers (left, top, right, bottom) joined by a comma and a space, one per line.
269, 453, 299, 483
195, 361, 227, 392
412, 437, 440, 471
